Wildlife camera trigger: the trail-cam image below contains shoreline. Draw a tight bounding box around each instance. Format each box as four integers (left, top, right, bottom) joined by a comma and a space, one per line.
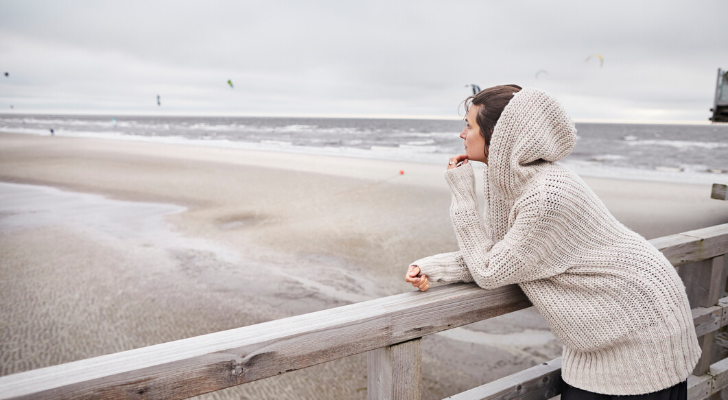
1, 129, 726, 186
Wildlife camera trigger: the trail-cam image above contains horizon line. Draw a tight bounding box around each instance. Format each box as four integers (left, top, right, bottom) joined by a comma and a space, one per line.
0, 110, 716, 125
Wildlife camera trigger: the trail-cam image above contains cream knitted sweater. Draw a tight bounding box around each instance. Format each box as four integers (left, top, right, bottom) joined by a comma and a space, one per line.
412, 88, 701, 395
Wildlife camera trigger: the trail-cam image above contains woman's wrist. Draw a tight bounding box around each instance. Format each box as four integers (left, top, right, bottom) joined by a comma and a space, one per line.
445, 162, 477, 206
447, 155, 469, 171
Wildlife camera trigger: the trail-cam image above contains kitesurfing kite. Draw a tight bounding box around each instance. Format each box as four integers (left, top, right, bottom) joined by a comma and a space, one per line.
535, 70, 548, 79
227, 80, 234, 88
465, 84, 481, 95
3, 72, 8, 77
585, 54, 604, 68
157, 95, 161, 106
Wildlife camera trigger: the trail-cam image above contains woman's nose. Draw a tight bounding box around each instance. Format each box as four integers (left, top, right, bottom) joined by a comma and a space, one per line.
459, 129, 467, 140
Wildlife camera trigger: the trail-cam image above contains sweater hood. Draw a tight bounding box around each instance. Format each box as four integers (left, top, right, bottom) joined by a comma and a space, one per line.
488, 87, 577, 198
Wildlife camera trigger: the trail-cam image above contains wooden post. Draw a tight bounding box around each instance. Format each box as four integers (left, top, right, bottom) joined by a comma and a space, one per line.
712, 184, 727, 201
683, 256, 724, 309
688, 256, 726, 400
367, 339, 422, 400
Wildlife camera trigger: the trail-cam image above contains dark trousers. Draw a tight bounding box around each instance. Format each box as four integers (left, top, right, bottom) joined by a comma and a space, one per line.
562, 380, 687, 400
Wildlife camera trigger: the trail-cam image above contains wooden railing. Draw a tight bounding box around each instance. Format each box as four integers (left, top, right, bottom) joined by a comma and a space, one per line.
1, 224, 727, 400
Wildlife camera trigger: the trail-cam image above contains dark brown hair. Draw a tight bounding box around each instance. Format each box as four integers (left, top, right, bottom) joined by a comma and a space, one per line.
462, 84, 522, 155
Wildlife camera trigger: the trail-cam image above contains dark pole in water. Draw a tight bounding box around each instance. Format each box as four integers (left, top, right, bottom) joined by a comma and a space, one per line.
710, 68, 728, 123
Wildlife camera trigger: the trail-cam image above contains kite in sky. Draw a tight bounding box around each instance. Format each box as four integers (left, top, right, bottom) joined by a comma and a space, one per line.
535, 70, 548, 79
585, 54, 604, 68
465, 84, 481, 95
227, 80, 234, 88
157, 95, 161, 106
4, 72, 8, 77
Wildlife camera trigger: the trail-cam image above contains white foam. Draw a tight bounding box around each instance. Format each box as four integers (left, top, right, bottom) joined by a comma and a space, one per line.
260, 140, 293, 146
591, 154, 626, 161
405, 139, 436, 146
561, 160, 726, 185
624, 139, 728, 149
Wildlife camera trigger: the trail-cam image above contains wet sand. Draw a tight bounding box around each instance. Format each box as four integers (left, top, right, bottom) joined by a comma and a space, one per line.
1, 132, 727, 399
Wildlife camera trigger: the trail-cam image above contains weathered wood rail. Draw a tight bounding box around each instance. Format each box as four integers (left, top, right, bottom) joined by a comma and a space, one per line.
1, 224, 727, 400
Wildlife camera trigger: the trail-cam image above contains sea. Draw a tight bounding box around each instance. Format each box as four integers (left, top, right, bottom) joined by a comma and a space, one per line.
1, 115, 727, 184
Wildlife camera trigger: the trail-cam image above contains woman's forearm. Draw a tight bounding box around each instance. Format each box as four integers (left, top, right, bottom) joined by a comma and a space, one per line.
410, 251, 473, 283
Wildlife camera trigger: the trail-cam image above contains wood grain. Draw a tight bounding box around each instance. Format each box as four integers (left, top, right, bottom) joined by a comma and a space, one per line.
0, 283, 531, 400
650, 224, 728, 266
694, 332, 717, 376
688, 373, 713, 400
692, 306, 723, 337
444, 358, 562, 400
709, 357, 728, 397
712, 184, 727, 201
367, 339, 421, 400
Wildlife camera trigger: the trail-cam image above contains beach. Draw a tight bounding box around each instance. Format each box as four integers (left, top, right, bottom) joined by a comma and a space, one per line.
2, 131, 728, 400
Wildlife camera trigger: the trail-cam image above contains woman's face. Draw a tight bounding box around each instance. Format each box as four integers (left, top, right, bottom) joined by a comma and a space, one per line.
460, 105, 489, 164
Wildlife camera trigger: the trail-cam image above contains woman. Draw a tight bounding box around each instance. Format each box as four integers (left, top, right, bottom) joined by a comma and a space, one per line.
405, 85, 699, 399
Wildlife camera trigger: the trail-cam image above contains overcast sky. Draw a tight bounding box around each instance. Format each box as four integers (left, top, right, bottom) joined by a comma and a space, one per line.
1, 0, 726, 122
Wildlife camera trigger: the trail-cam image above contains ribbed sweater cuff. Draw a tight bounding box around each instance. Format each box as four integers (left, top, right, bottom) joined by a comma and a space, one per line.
444, 163, 477, 210
411, 252, 473, 284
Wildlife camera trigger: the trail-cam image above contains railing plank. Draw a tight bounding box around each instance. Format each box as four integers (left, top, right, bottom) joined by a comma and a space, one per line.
692, 306, 723, 337
0, 283, 531, 400
650, 224, 728, 266
445, 358, 562, 400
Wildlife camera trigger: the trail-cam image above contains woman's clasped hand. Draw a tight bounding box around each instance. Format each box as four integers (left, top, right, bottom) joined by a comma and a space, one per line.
405, 265, 429, 291
447, 154, 469, 171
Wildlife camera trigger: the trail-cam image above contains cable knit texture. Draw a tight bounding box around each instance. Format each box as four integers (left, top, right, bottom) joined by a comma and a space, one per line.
411, 88, 701, 395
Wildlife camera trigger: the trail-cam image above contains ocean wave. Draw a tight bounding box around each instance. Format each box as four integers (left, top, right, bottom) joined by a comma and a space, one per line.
624, 139, 727, 149
187, 123, 250, 131
398, 144, 438, 153
405, 139, 436, 146
276, 124, 317, 132
1, 117, 118, 127
591, 154, 626, 161
260, 140, 293, 146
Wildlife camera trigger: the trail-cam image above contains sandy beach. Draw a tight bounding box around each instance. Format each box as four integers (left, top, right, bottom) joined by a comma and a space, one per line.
2, 131, 728, 400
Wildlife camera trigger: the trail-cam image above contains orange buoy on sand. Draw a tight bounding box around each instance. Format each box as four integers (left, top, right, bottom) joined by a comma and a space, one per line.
399, 170, 404, 175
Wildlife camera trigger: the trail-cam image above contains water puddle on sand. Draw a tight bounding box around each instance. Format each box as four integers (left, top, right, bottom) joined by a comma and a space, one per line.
0, 182, 185, 235
0, 182, 378, 307
0, 182, 238, 264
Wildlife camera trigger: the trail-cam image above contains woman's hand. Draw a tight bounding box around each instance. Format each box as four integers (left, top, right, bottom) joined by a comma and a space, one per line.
405, 265, 429, 291
447, 154, 469, 171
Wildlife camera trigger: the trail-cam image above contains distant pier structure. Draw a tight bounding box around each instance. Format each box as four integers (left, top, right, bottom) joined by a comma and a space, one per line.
710, 68, 728, 123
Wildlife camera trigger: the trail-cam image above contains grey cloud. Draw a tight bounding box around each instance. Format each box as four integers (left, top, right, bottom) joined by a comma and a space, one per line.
0, 0, 726, 120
